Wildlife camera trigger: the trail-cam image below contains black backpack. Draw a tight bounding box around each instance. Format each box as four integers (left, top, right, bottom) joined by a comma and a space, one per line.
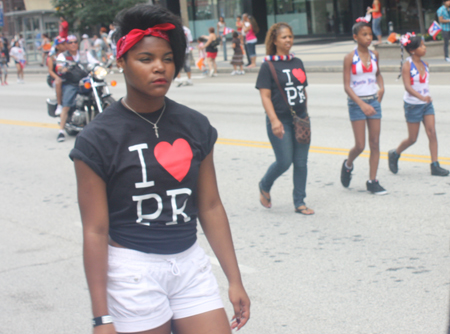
62, 51, 89, 85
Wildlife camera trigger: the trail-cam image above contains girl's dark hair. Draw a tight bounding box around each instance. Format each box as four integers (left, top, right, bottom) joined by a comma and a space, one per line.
265, 22, 293, 56
198, 36, 207, 43
232, 31, 238, 38
352, 22, 371, 35
113, 4, 186, 77
398, 35, 423, 79
404, 35, 422, 54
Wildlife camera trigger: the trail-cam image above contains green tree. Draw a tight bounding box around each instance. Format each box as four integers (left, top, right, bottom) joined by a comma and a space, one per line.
52, 0, 148, 32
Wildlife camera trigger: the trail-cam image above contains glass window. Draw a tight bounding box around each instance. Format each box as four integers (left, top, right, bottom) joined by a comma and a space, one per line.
307, 0, 334, 34
266, 0, 308, 35
188, 0, 243, 39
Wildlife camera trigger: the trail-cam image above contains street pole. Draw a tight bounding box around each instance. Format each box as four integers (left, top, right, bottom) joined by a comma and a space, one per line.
179, 0, 189, 27
416, 0, 425, 35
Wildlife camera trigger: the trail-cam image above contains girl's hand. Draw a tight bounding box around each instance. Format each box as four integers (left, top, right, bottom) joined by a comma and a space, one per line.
229, 283, 251, 331
360, 102, 376, 116
93, 323, 116, 334
271, 119, 285, 139
377, 88, 385, 102
422, 95, 432, 103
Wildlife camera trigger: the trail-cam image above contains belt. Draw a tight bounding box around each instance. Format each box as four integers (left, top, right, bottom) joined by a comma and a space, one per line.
347, 94, 378, 102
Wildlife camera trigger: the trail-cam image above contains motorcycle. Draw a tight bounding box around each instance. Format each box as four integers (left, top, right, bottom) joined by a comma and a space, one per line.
46, 59, 116, 136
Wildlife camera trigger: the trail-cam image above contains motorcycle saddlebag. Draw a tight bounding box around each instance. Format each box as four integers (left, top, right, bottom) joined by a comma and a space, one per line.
47, 98, 58, 117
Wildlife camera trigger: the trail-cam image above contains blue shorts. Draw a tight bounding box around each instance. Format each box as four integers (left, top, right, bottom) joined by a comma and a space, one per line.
404, 101, 435, 123
348, 96, 382, 121
372, 17, 382, 37
246, 42, 256, 57
62, 84, 79, 107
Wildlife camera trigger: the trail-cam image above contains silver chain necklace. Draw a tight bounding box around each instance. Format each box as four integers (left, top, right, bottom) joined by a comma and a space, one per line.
122, 98, 166, 138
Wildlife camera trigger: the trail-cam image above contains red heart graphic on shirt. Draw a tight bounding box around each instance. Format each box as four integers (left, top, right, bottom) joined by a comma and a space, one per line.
154, 139, 193, 182
292, 68, 306, 84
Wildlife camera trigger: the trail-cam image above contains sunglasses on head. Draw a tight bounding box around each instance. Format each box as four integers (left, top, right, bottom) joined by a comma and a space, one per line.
67, 40, 77, 44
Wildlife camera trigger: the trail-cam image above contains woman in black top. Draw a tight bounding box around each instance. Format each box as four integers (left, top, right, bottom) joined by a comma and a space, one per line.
70, 5, 249, 334
255, 23, 314, 215
202, 27, 219, 77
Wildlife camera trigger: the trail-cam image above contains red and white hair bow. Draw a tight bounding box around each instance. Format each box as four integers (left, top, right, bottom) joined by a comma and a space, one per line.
400, 32, 415, 47
116, 23, 176, 59
356, 14, 371, 23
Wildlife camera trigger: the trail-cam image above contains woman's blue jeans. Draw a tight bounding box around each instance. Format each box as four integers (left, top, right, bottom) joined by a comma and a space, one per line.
260, 116, 310, 208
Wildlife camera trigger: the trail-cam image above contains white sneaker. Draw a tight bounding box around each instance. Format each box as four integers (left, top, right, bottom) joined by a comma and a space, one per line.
174, 77, 182, 84
212, 72, 217, 77
231, 71, 237, 75
55, 105, 63, 116
185, 79, 193, 86
446, 58, 450, 62
209, 70, 214, 77
239, 70, 245, 75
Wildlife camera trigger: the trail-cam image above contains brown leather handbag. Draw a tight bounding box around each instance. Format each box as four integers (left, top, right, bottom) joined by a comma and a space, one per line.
267, 61, 311, 144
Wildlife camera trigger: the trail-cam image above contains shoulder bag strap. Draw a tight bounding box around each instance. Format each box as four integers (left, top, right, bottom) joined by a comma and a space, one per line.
267, 61, 308, 118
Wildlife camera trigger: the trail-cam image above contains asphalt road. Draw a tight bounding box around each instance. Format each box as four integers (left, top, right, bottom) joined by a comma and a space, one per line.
1, 72, 449, 334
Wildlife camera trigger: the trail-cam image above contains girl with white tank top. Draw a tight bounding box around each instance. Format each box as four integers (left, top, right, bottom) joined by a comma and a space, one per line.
388, 34, 449, 177
341, 19, 387, 195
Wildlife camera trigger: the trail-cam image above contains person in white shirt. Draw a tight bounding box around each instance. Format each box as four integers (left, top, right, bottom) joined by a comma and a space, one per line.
93, 34, 104, 61
9, 40, 26, 83
107, 24, 117, 57
55, 35, 98, 142
174, 26, 194, 86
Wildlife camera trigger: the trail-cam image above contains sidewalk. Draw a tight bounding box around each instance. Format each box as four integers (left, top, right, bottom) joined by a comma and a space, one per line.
9, 40, 450, 75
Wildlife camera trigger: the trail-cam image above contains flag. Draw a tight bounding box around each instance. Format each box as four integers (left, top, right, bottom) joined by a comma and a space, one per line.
196, 57, 204, 70
223, 27, 234, 35
428, 21, 442, 40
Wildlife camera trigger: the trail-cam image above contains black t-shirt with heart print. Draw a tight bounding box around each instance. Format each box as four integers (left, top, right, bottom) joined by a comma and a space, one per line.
69, 97, 217, 254
255, 57, 308, 120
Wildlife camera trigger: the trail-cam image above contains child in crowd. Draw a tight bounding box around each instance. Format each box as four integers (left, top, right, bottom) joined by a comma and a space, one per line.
341, 18, 386, 194
10, 40, 26, 84
230, 31, 244, 75
0, 39, 7, 85
197, 36, 208, 75
388, 33, 449, 176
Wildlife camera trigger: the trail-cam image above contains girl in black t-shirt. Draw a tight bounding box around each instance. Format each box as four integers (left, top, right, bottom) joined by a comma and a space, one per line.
70, 5, 249, 334
255, 23, 314, 215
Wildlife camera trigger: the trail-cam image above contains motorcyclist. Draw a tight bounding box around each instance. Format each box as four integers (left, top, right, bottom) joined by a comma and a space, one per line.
56, 35, 98, 142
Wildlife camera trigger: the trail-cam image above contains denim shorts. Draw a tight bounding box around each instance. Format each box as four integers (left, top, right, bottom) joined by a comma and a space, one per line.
62, 84, 79, 107
404, 101, 435, 123
246, 41, 256, 57
348, 96, 382, 121
372, 17, 382, 37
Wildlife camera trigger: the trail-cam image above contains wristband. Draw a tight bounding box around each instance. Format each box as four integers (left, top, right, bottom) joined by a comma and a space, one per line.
92, 315, 113, 327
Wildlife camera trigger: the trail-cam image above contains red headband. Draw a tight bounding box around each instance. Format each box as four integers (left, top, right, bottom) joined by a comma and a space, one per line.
116, 23, 175, 59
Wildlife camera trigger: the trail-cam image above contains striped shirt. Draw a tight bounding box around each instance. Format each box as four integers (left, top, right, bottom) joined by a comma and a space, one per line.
437, 5, 450, 32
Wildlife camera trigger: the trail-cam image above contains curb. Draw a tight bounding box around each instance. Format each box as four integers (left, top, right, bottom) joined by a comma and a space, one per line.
7, 64, 450, 75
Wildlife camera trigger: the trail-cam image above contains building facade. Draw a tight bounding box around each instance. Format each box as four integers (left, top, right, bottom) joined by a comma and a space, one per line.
161, 0, 446, 41
2, 0, 58, 62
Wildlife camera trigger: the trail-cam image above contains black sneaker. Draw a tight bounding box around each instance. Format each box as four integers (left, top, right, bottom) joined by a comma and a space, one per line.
340, 160, 353, 188
388, 149, 400, 174
57, 132, 65, 142
431, 162, 449, 176
366, 180, 388, 195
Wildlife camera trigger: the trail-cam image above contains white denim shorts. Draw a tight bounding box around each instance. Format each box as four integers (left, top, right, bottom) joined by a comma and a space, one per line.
107, 242, 224, 333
